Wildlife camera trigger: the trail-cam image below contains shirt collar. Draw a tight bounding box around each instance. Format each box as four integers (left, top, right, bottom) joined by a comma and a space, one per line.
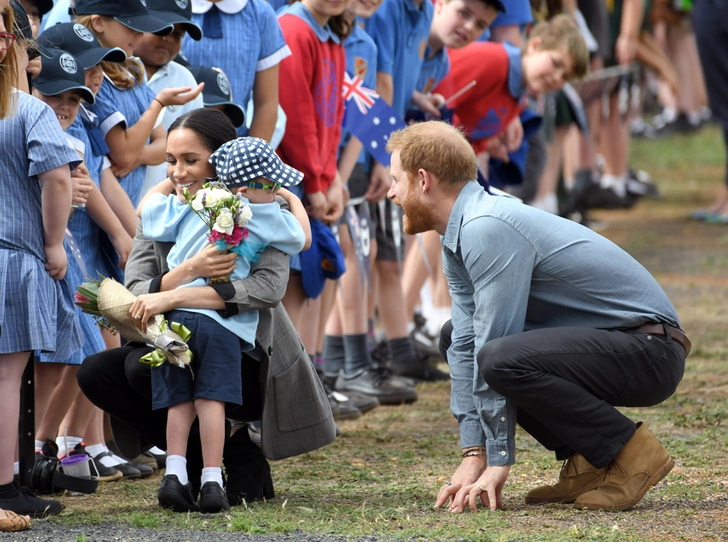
192, 0, 249, 14
283, 1, 340, 43
504, 42, 526, 100
442, 181, 481, 252
148, 62, 171, 85
79, 103, 99, 127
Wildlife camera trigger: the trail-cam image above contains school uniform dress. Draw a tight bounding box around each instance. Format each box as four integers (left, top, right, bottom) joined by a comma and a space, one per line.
143, 61, 205, 195
91, 72, 159, 207
183, 0, 291, 137
141, 193, 305, 409
0, 92, 82, 358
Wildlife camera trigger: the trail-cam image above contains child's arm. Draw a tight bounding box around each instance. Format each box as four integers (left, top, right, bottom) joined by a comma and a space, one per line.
39, 166, 73, 279
69, 161, 96, 210
137, 178, 175, 218
616, 0, 645, 65
249, 65, 280, 142
104, 84, 203, 172
337, 136, 363, 186
111, 124, 167, 179
277, 188, 311, 250
85, 186, 133, 270
100, 166, 137, 237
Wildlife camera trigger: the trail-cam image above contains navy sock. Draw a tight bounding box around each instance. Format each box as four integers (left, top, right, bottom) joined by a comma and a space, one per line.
390, 337, 417, 365
343, 333, 371, 375
323, 335, 345, 377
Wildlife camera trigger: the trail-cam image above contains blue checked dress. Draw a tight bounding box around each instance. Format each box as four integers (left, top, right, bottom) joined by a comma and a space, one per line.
90, 73, 157, 207
183, 0, 290, 137
0, 92, 83, 358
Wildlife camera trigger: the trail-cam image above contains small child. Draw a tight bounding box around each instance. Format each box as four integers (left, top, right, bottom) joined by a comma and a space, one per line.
138, 114, 307, 513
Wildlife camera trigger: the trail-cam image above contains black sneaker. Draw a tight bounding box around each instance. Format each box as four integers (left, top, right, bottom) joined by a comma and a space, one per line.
335, 369, 418, 405
0, 482, 64, 518
199, 481, 230, 513
158, 474, 200, 512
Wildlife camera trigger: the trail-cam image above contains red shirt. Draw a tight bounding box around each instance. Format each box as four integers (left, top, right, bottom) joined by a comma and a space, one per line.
277, 14, 345, 195
435, 42, 524, 154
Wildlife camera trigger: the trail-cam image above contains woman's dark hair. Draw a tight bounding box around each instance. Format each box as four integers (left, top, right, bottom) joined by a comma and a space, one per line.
168, 108, 238, 153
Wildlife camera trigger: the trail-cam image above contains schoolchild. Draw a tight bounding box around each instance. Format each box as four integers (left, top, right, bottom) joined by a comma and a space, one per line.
275, 0, 349, 344
138, 113, 306, 512
181, 0, 290, 140
0, 5, 81, 519
73, 0, 203, 207
136, 0, 205, 194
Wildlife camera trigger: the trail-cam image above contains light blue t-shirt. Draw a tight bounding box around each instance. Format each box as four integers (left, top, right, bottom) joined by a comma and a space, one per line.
442, 182, 680, 466
142, 193, 305, 347
364, 0, 433, 117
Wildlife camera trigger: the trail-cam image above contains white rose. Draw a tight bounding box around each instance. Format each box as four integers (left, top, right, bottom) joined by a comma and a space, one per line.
213, 208, 235, 235
210, 188, 232, 206
190, 190, 207, 211
237, 204, 253, 226
202, 189, 220, 208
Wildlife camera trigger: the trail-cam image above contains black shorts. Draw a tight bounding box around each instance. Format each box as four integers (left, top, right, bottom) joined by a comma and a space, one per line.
370, 198, 406, 262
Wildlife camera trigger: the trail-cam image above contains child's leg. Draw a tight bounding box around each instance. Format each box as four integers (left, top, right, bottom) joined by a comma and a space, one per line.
0, 352, 31, 485
165, 401, 195, 485
194, 399, 225, 472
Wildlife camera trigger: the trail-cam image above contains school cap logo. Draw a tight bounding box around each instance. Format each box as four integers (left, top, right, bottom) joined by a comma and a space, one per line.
59, 53, 78, 74
139, 0, 147, 6
217, 72, 230, 97
73, 24, 94, 42
175, 0, 189, 8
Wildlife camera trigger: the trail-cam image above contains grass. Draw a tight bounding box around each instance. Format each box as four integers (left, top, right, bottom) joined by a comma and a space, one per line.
41, 127, 728, 541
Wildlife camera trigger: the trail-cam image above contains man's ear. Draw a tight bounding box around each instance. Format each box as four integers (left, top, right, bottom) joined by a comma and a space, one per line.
419, 168, 434, 194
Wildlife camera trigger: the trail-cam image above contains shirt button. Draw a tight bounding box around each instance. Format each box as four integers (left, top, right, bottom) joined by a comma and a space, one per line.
500, 451, 506, 456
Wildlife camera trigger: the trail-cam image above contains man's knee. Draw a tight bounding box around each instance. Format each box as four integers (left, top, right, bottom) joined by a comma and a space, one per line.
439, 319, 453, 363
477, 337, 520, 390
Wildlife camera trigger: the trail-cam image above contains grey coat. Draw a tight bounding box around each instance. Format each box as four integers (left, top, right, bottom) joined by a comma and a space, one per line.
125, 220, 336, 460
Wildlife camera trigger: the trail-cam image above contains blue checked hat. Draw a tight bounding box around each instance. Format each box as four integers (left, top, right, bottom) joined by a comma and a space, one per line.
209, 137, 304, 189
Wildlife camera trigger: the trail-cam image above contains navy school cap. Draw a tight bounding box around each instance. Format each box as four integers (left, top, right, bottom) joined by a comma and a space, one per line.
73, 0, 174, 35
27, 0, 55, 17
145, 0, 203, 41
187, 65, 245, 128
38, 23, 126, 69
33, 49, 96, 104
300, 220, 346, 299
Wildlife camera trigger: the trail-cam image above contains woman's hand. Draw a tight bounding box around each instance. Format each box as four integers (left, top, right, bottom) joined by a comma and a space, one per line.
434, 455, 488, 511
71, 162, 95, 206
129, 291, 179, 333
156, 83, 205, 108
180, 244, 238, 281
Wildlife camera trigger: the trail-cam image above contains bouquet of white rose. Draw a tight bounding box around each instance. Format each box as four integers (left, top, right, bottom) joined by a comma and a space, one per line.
182, 181, 253, 284
75, 277, 193, 373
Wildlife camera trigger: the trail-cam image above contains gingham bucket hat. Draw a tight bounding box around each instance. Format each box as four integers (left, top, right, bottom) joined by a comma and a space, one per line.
209, 137, 304, 189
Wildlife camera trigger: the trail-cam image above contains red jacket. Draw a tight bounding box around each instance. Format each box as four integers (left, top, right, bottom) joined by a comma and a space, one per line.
277, 14, 345, 195
434, 42, 524, 154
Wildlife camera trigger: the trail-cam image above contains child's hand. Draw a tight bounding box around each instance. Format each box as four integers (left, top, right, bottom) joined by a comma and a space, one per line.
71, 163, 95, 206
411, 90, 445, 118
323, 181, 348, 224
44, 244, 68, 280
365, 162, 391, 203
156, 83, 205, 108
305, 191, 327, 220
501, 117, 523, 153
111, 232, 133, 270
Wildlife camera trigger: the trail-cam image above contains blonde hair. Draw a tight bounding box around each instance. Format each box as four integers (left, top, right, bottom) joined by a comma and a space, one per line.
75, 15, 145, 89
528, 14, 589, 79
0, 6, 19, 118
387, 122, 477, 189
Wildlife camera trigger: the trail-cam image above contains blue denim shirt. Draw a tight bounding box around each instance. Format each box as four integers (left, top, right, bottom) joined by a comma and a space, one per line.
442, 182, 680, 466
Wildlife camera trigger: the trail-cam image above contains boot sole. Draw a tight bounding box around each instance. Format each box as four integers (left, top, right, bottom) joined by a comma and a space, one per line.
574, 456, 675, 511
525, 475, 605, 504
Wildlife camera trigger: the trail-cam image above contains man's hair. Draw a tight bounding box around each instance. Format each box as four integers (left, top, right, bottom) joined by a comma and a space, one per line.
387, 122, 477, 189
528, 14, 589, 79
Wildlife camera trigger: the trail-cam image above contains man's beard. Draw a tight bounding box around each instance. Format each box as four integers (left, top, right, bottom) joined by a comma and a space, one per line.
400, 189, 434, 235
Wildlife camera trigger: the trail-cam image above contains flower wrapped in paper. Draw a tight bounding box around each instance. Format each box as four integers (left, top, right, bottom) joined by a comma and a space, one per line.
74, 277, 194, 374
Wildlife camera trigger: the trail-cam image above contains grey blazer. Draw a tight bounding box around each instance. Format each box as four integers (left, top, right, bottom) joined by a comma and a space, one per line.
125, 220, 336, 460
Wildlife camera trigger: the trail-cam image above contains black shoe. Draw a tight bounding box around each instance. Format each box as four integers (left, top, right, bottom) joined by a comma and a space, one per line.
391, 356, 450, 382
224, 426, 274, 505
626, 168, 661, 199
0, 482, 64, 518
132, 462, 155, 478
336, 390, 379, 414
93, 452, 141, 480
158, 475, 200, 512
328, 389, 362, 421
335, 369, 418, 405
199, 481, 230, 513
87, 452, 123, 482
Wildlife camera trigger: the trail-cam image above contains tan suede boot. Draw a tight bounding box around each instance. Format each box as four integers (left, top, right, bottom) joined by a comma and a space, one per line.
525, 453, 606, 504
574, 423, 674, 511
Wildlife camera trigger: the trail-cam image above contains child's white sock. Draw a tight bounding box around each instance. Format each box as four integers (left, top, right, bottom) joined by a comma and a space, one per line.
84, 443, 106, 458
166, 455, 188, 485
201, 466, 223, 488
55, 436, 83, 458
13, 462, 19, 476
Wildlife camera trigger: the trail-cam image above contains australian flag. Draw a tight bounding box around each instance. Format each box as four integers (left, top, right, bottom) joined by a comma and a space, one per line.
342, 72, 405, 167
